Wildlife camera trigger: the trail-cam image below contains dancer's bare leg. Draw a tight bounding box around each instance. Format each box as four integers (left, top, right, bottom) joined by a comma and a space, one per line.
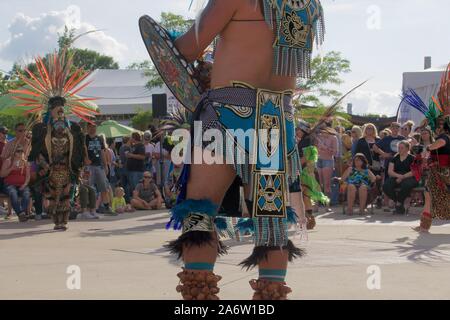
183, 159, 236, 264
413, 191, 432, 233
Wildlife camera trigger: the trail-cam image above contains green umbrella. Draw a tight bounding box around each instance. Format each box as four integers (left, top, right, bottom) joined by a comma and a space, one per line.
96, 120, 141, 138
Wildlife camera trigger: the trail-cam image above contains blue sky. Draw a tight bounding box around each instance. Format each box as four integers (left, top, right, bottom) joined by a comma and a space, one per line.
0, 0, 449, 115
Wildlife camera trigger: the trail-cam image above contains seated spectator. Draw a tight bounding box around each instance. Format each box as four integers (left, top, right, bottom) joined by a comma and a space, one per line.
131, 172, 163, 210
341, 153, 377, 215
1, 123, 30, 162
77, 167, 100, 220
112, 187, 134, 214
0, 146, 31, 222
383, 141, 418, 214
401, 120, 418, 146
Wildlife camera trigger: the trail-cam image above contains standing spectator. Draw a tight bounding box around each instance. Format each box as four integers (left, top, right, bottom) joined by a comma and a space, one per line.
379, 129, 391, 140
127, 132, 146, 192
29, 155, 49, 220
401, 120, 418, 146
350, 126, 363, 157
118, 136, 132, 201
316, 128, 338, 210
131, 172, 163, 210
153, 138, 171, 189
373, 122, 406, 175
1, 123, 30, 162
78, 167, 100, 219
85, 123, 112, 214
419, 127, 434, 155
0, 126, 8, 170
1, 146, 31, 222
354, 123, 381, 171
383, 141, 418, 214
144, 131, 155, 172
0, 126, 8, 214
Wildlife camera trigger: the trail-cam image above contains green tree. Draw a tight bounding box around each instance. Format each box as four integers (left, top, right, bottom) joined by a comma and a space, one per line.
160, 12, 192, 32
58, 26, 119, 70
127, 61, 164, 88
131, 109, 154, 131
296, 51, 351, 109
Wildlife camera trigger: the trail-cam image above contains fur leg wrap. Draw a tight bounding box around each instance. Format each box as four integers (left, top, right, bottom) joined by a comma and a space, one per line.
240, 240, 305, 270
420, 212, 432, 231
250, 279, 292, 300
165, 199, 226, 260
165, 232, 228, 260
176, 269, 221, 300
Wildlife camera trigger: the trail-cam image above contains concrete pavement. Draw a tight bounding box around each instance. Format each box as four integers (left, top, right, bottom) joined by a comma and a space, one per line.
1, 207, 450, 300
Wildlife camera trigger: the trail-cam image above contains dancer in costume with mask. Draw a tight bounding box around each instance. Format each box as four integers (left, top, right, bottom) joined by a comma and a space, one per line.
296, 119, 329, 230
402, 63, 450, 233
10, 50, 98, 231
155, 0, 326, 300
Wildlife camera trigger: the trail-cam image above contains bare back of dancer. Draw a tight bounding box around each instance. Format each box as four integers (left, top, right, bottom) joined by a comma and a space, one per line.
175, 0, 297, 92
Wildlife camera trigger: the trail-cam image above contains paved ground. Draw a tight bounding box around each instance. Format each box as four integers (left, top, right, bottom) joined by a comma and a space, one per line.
1, 207, 450, 300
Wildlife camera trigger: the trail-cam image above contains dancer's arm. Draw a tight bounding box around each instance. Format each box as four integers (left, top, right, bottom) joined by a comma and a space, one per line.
426, 137, 447, 151
175, 0, 240, 62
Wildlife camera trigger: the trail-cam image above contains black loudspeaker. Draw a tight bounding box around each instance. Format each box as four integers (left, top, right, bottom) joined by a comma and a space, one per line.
152, 94, 167, 119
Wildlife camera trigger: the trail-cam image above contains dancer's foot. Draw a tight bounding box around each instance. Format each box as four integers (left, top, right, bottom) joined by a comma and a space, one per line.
176, 269, 221, 300
412, 226, 430, 234
250, 279, 292, 300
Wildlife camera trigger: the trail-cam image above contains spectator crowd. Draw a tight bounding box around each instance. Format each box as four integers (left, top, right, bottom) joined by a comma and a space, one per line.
0, 122, 174, 222
0, 116, 438, 223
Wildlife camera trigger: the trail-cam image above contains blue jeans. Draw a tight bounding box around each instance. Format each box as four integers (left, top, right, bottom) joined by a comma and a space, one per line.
6, 185, 31, 215
128, 171, 144, 194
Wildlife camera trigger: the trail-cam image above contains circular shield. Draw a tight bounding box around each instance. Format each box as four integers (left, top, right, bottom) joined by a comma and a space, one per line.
139, 15, 202, 113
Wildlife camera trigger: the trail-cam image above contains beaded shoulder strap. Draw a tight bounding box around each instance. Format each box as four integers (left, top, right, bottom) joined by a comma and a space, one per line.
262, 0, 325, 78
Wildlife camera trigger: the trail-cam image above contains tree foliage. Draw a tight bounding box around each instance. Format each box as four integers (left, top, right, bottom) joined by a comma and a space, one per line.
131, 109, 154, 131
296, 51, 351, 109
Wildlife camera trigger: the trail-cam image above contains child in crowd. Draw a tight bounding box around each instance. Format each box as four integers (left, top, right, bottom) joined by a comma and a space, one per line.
112, 187, 134, 214
77, 167, 99, 220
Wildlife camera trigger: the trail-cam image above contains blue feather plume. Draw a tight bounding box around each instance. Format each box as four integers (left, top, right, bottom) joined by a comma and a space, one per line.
401, 88, 429, 115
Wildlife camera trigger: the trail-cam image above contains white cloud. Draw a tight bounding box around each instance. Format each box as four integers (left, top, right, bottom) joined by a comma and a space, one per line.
344, 89, 402, 116
0, 5, 128, 65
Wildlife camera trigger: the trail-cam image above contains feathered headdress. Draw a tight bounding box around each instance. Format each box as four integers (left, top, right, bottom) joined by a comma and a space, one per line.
437, 62, 450, 116
400, 88, 443, 131
308, 80, 368, 137
9, 49, 99, 124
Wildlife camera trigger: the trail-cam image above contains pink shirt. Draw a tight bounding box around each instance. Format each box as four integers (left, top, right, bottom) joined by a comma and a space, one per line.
317, 134, 338, 160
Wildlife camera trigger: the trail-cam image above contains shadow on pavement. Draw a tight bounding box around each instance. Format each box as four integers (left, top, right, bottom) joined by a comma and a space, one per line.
373, 232, 450, 265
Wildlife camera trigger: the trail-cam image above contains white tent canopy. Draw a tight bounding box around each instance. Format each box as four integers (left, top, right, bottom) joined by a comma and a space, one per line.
76, 69, 179, 117
398, 67, 445, 126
